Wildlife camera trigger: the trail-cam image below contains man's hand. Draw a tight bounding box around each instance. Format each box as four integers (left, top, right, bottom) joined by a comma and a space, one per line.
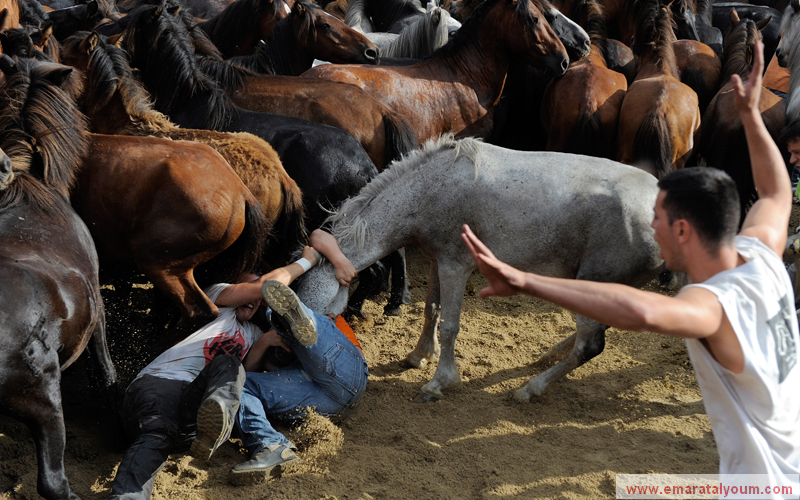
461, 224, 527, 297
731, 39, 764, 115
300, 245, 319, 267
333, 258, 357, 287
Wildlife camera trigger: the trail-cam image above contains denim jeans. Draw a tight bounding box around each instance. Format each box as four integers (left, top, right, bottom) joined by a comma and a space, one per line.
236, 305, 368, 454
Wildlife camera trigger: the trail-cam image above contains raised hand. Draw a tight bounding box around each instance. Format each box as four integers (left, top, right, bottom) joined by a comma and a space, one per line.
731, 39, 764, 115
461, 224, 527, 298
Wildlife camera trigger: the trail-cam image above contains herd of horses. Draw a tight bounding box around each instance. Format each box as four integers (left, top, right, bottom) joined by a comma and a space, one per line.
0, 0, 797, 495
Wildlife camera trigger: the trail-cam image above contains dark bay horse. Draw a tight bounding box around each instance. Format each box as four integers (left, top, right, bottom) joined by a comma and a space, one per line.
695, 11, 784, 219
0, 56, 117, 500
122, 7, 412, 314
230, 0, 378, 75
302, 0, 570, 143
541, 0, 626, 158
617, 0, 700, 178
673, 39, 721, 114
198, 0, 292, 57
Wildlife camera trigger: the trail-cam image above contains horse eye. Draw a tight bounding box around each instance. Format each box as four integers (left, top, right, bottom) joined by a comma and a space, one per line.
320, 22, 331, 30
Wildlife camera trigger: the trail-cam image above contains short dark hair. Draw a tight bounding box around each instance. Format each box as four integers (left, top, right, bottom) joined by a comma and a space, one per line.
780, 119, 800, 145
657, 168, 740, 255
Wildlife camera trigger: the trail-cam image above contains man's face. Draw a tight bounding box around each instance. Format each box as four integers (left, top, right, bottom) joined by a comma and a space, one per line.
788, 138, 800, 168
235, 273, 262, 323
651, 191, 685, 271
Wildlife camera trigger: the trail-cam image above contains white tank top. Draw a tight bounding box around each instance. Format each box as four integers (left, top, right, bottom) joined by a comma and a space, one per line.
685, 236, 800, 487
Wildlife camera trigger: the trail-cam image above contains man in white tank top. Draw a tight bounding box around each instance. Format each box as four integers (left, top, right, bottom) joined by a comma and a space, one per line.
462, 40, 800, 493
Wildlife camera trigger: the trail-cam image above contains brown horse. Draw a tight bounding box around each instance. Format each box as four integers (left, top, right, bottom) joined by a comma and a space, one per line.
61, 31, 307, 258
541, 0, 627, 158
695, 10, 783, 219
673, 38, 721, 114
302, 0, 569, 143
198, 0, 293, 57
230, 0, 378, 75
617, 0, 700, 178
0, 55, 117, 500
0, 0, 19, 28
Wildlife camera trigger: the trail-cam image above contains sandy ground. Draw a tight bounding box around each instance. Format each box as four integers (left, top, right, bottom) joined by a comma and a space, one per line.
0, 239, 729, 500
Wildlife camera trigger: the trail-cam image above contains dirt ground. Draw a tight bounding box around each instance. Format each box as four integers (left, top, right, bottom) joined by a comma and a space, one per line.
0, 238, 732, 500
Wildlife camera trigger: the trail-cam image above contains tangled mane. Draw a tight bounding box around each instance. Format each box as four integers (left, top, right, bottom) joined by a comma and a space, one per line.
367, 0, 424, 32
720, 15, 762, 84
382, 5, 451, 58
632, 0, 677, 76
66, 32, 174, 133
695, 0, 712, 23
430, 0, 546, 61
233, 1, 320, 75
326, 134, 482, 251
0, 57, 88, 198
344, 0, 372, 32
198, 0, 288, 56
124, 5, 234, 130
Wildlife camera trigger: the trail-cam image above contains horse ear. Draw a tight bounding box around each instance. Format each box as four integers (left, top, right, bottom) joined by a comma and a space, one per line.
150, 5, 163, 21
39, 21, 54, 46
729, 8, 739, 25
43, 66, 74, 88
108, 32, 125, 47
86, 0, 99, 16
292, 1, 306, 16
756, 15, 771, 30
167, 4, 181, 15
0, 54, 16, 77
82, 31, 100, 54
0, 8, 8, 32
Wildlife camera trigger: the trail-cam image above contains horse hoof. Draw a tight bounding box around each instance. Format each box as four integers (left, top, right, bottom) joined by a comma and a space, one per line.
512, 388, 531, 404
413, 392, 439, 404
403, 354, 427, 369
401, 290, 412, 305
383, 304, 402, 316
343, 307, 367, 322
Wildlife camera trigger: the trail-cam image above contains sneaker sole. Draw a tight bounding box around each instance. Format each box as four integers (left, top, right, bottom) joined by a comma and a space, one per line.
228, 456, 301, 486
262, 281, 317, 347
190, 398, 228, 462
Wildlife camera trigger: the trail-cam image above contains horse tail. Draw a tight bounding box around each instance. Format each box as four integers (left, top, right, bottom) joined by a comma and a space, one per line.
196, 197, 271, 287
268, 175, 308, 264
632, 112, 673, 179
567, 111, 605, 157
681, 68, 712, 113
382, 110, 419, 168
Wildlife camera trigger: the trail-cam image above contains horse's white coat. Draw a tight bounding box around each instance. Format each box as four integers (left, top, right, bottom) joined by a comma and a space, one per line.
780, 3, 800, 122
296, 136, 664, 401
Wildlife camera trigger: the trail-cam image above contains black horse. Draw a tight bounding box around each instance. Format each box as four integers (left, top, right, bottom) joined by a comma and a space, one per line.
0, 55, 117, 500
124, 5, 411, 315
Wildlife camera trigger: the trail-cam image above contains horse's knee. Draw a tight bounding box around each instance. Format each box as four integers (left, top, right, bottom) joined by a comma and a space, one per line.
574, 332, 605, 364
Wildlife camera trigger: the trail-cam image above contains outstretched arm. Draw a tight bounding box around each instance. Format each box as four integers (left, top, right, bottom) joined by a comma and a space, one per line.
461, 225, 725, 339
733, 40, 792, 255
214, 245, 320, 308
309, 229, 357, 287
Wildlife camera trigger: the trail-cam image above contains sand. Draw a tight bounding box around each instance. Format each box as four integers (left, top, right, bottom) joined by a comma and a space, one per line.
0, 241, 727, 500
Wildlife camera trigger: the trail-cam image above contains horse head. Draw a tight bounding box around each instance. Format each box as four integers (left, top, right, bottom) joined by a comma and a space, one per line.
669, 0, 699, 42
292, 0, 378, 64
487, 0, 568, 76
542, 1, 589, 61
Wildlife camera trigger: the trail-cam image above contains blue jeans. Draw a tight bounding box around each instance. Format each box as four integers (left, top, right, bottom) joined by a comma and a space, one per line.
236, 305, 368, 454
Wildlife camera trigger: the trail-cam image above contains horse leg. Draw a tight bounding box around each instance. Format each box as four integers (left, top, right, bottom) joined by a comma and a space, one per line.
14, 351, 78, 500
404, 260, 441, 369
513, 315, 607, 403
383, 248, 411, 316
345, 264, 386, 320
416, 263, 470, 403
142, 267, 219, 333
531, 333, 577, 370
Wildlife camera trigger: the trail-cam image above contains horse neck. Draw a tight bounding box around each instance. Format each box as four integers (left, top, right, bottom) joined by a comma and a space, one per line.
169, 88, 232, 130
720, 44, 753, 84
263, 19, 313, 75
420, 18, 510, 105
88, 92, 132, 134
636, 50, 678, 79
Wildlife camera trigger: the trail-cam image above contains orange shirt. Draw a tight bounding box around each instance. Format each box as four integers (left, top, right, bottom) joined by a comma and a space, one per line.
336, 315, 361, 350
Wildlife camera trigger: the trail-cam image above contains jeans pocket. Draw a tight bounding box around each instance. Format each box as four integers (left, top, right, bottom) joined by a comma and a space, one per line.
323, 343, 365, 400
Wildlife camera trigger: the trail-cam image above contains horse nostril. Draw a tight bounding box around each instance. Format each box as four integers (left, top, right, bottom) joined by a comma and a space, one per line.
365, 48, 377, 60
561, 58, 569, 73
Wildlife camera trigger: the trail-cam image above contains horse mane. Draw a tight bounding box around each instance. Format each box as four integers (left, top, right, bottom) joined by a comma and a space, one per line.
368, 0, 424, 31
0, 58, 88, 198
720, 16, 761, 84
632, 0, 677, 76
695, 0, 711, 23
781, 6, 800, 114
0, 171, 74, 223
575, 0, 609, 59
344, 0, 373, 32
198, 0, 286, 55
325, 0, 348, 20
326, 134, 482, 251
383, 5, 449, 58
430, 0, 546, 61
234, 2, 318, 74
76, 32, 175, 133
124, 5, 234, 129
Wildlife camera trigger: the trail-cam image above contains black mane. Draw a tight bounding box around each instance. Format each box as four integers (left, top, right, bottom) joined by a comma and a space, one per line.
198, 0, 287, 56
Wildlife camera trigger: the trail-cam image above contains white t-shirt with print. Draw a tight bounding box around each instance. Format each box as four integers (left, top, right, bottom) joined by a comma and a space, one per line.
135, 283, 264, 384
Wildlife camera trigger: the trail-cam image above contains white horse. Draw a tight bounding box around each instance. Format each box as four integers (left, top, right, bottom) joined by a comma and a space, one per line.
366, 3, 457, 59
296, 136, 664, 403
779, 0, 800, 122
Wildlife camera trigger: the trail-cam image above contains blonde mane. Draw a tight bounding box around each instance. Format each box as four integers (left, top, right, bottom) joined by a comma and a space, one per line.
326, 134, 482, 251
